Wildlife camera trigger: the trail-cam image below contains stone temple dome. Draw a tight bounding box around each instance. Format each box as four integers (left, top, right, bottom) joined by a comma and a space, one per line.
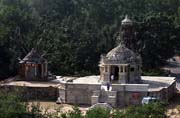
104, 44, 141, 65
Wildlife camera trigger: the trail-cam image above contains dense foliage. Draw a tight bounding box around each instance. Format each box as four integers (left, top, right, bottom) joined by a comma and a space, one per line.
0, 89, 167, 118
0, 89, 42, 118
0, 0, 180, 78
48, 103, 167, 118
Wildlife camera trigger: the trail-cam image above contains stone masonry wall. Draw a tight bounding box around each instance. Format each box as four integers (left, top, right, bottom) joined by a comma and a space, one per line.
65, 83, 148, 106
148, 81, 176, 100
65, 83, 101, 105
0, 85, 58, 101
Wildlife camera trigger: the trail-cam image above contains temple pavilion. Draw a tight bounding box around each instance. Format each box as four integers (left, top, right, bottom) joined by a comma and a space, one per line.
18, 48, 48, 81
99, 15, 142, 84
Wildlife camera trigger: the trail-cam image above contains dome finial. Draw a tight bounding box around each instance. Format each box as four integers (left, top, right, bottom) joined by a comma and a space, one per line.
121, 14, 133, 25
125, 14, 128, 19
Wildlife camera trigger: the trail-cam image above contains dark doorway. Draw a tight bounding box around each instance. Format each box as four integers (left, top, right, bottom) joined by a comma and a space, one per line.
114, 66, 119, 80
38, 64, 42, 78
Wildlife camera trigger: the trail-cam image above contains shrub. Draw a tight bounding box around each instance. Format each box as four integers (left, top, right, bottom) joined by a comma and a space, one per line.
0, 89, 27, 118
111, 109, 124, 118
62, 106, 83, 118
85, 107, 110, 118
124, 102, 167, 118
0, 89, 168, 118
0, 89, 44, 118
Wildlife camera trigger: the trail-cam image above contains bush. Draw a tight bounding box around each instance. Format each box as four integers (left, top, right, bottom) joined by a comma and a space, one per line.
85, 107, 110, 118
111, 109, 124, 118
124, 102, 167, 118
0, 89, 44, 118
59, 106, 83, 118
0, 89, 27, 118
0, 89, 167, 118
47, 103, 167, 118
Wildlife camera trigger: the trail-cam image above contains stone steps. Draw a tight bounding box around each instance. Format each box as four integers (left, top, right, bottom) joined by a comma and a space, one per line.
91, 90, 117, 107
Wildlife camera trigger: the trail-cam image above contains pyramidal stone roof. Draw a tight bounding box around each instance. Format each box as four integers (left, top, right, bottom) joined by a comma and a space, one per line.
20, 48, 46, 64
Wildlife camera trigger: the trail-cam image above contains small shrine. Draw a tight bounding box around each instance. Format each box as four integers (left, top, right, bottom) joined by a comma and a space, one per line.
18, 48, 48, 81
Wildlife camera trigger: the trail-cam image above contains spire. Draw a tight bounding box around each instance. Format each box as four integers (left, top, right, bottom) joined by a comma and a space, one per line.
121, 15, 133, 26
120, 15, 135, 51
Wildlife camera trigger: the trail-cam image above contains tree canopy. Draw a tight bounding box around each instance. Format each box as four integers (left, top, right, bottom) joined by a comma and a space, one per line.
0, 0, 180, 78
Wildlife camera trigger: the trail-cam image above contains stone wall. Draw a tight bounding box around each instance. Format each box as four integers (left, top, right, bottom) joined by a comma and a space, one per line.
167, 82, 176, 99
123, 91, 147, 106
0, 85, 58, 101
148, 81, 176, 100
63, 80, 176, 106
65, 83, 101, 105
64, 83, 148, 107
114, 84, 148, 106
24, 87, 58, 100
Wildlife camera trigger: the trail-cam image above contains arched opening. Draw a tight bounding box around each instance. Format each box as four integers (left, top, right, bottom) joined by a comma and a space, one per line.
110, 66, 119, 82
114, 66, 119, 81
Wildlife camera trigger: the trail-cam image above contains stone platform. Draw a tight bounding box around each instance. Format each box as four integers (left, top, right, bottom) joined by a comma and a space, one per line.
58, 75, 176, 107
0, 75, 176, 107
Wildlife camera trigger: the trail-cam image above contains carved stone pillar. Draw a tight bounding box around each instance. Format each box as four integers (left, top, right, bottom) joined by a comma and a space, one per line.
123, 66, 125, 73
100, 67, 104, 81
107, 65, 110, 73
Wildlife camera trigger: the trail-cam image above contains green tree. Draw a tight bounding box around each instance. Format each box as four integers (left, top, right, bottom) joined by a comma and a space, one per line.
0, 0, 180, 78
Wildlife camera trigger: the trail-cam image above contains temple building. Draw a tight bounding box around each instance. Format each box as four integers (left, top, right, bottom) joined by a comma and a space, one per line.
63, 16, 175, 107
18, 48, 48, 81
1, 15, 175, 108
99, 15, 141, 84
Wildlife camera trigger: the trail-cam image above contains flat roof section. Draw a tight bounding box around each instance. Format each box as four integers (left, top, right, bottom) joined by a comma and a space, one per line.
141, 76, 176, 92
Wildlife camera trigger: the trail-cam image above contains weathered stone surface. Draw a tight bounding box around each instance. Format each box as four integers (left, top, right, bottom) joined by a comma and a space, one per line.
124, 84, 149, 92
0, 85, 58, 100
90, 103, 113, 110
0, 74, 176, 107
91, 96, 99, 105
111, 84, 125, 91
65, 83, 101, 105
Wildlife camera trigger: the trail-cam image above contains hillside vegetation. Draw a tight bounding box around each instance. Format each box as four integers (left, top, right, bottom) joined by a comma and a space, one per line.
0, 0, 180, 78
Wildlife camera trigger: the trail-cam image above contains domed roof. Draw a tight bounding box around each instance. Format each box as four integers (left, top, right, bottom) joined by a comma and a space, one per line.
99, 15, 141, 65
102, 44, 141, 64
